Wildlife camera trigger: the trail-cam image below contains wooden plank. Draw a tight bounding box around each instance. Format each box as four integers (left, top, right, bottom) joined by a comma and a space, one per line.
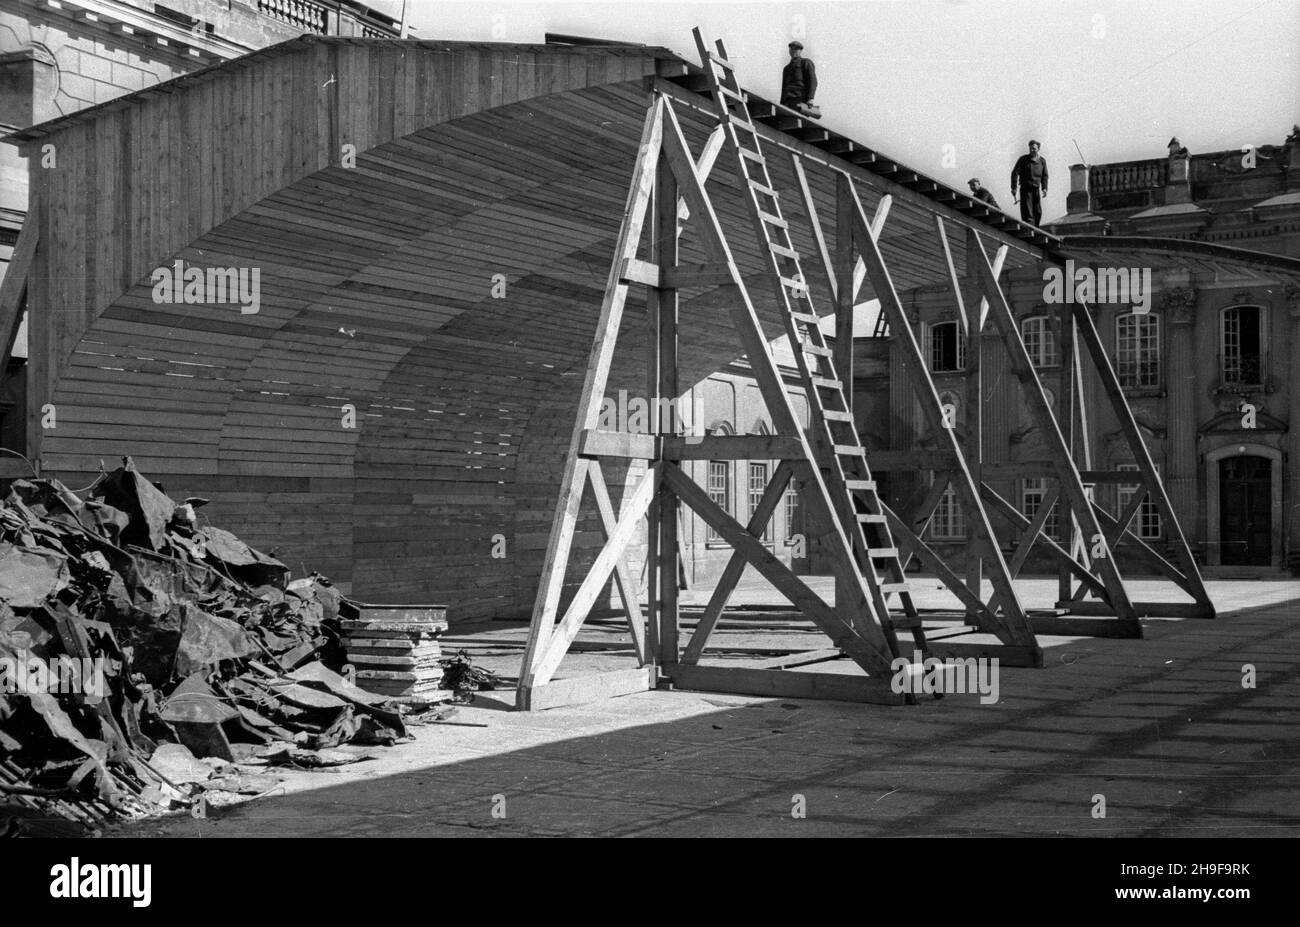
1062, 601, 1212, 620
666, 664, 906, 705
1029, 616, 1143, 639
519, 667, 655, 711
925, 641, 1043, 668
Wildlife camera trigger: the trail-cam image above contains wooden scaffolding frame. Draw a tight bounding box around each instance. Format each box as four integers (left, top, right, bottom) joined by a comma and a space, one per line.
515, 30, 1211, 711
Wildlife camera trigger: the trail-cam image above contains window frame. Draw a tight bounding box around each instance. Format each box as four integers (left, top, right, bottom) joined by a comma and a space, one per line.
926, 320, 967, 374
1220, 304, 1266, 387
705, 460, 731, 544
1021, 315, 1059, 369
929, 481, 966, 540
1115, 310, 1161, 390
1020, 477, 1061, 541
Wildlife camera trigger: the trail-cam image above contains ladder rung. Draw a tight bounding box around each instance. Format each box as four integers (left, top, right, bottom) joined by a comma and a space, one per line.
803, 344, 832, 357
781, 276, 809, 291
769, 241, 797, 259
791, 312, 819, 324
846, 479, 877, 491
758, 211, 788, 229
709, 51, 735, 70
739, 147, 765, 163
867, 547, 898, 559
858, 513, 887, 524
880, 582, 910, 595
811, 377, 842, 389
717, 84, 746, 103
730, 118, 758, 135
823, 410, 853, 422
835, 444, 863, 456
750, 180, 779, 198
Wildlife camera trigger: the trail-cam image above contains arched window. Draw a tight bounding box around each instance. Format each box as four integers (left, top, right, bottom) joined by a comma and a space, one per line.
1221, 305, 1265, 386
1115, 311, 1160, 388
926, 320, 966, 372
1021, 315, 1058, 368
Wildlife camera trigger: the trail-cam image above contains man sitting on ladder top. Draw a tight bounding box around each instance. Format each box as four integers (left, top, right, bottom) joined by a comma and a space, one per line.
781, 41, 819, 117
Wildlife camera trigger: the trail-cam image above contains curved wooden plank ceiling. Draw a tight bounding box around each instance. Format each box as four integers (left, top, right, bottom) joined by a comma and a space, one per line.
11, 37, 1047, 617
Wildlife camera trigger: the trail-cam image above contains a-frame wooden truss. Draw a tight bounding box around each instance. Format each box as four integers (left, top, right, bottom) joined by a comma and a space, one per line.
516, 29, 1211, 711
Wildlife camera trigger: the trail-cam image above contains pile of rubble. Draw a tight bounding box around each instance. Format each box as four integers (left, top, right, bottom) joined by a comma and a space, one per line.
0, 458, 471, 835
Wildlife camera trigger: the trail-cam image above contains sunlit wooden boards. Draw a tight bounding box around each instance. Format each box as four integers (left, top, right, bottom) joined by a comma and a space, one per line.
8, 37, 1047, 617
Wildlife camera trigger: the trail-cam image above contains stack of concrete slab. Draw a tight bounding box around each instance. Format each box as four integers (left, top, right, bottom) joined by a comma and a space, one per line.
340, 603, 451, 702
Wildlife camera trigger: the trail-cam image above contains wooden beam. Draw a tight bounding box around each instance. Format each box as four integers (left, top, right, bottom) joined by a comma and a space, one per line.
666, 664, 906, 705
681, 461, 794, 664
979, 482, 1112, 604
580, 429, 657, 460
653, 150, 681, 669
531, 465, 661, 685
851, 195, 1033, 645
1007, 485, 1061, 578
1069, 299, 1214, 616
662, 464, 894, 674
586, 461, 648, 664
925, 641, 1043, 668
970, 235, 1138, 625
660, 98, 894, 665
0, 222, 36, 377
661, 263, 737, 288
519, 98, 665, 692
519, 667, 654, 711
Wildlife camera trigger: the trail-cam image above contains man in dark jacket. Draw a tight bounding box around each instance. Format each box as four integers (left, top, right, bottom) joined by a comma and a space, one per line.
1010, 140, 1048, 226
968, 177, 1000, 208
781, 41, 817, 112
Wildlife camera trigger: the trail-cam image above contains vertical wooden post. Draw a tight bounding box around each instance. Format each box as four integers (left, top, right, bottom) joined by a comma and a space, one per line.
1057, 303, 1076, 603
834, 174, 856, 414
959, 227, 984, 618
653, 153, 680, 671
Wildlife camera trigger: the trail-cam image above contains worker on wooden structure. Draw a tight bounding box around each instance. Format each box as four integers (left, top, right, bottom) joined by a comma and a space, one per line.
1010, 139, 1048, 226
781, 41, 819, 117
968, 177, 1000, 208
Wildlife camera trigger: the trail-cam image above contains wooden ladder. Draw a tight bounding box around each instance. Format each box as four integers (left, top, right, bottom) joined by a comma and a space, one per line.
691, 29, 926, 654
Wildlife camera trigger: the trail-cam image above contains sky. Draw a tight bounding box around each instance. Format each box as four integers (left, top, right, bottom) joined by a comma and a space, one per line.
402, 0, 1300, 225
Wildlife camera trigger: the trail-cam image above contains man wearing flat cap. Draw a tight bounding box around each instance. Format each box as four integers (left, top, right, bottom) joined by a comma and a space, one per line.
781, 41, 817, 113
968, 178, 999, 209
1010, 139, 1048, 226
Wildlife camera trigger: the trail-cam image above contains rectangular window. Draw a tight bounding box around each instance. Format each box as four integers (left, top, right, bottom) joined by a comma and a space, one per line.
1021, 477, 1060, 540
1222, 306, 1263, 385
1116, 312, 1160, 388
1116, 464, 1161, 540
749, 462, 771, 541
784, 485, 800, 543
1022, 316, 1058, 368
930, 482, 965, 539
928, 321, 966, 373
706, 461, 730, 543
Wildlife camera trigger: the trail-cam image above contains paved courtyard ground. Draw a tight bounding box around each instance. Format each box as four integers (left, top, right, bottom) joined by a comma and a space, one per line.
115, 574, 1300, 838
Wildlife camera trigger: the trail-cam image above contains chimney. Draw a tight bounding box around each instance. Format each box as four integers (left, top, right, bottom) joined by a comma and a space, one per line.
1066, 163, 1090, 214
1165, 137, 1191, 204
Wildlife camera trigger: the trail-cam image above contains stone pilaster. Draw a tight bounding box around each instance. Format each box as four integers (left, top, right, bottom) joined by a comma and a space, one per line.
1162, 285, 1198, 553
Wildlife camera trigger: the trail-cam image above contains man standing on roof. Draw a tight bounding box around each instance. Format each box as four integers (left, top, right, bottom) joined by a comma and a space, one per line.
781, 41, 818, 117
1010, 140, 1048, 226
968, 178, 1000, 209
